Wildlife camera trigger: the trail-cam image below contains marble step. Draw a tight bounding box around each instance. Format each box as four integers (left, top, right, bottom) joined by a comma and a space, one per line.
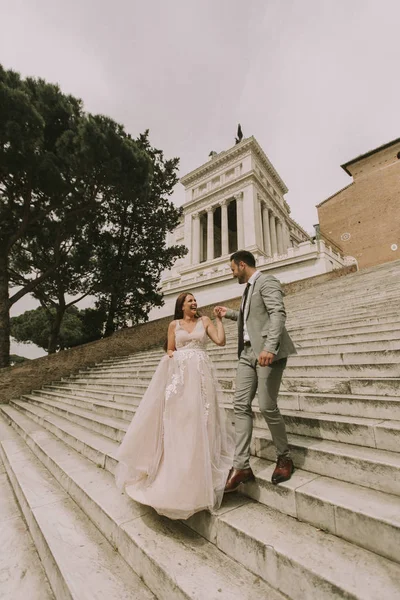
281, 376, 400, 396
7, 398, 400, 500
79, 337, 400, 373
1, 402, 120, 472
21, 395, 129, 442
186, 496, 400, 600
294, 335, 400, 352
252, 428, 400, 496
31, 388, 138, 418
0, 407, 286, 600
0, 434, 156, 600
42, 383, 143, 406
61, 356, 400, 387
0, 419, 55, 600
292, 325, 400, 344
223, 404, 400, 451
4, 407, 400, 600
27, 390, 400, 454
47, 374, 400, 404
287, 313, 400, 331
38, 383, 400, 423
241, 455, 400, 564
276, 390, 400, 420
287, 313, 400, 335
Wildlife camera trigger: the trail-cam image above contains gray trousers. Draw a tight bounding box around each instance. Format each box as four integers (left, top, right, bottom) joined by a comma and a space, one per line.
233, 345, 290, 469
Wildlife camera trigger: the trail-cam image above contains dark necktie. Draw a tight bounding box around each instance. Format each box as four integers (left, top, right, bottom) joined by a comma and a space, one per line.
238, 283, 251, 358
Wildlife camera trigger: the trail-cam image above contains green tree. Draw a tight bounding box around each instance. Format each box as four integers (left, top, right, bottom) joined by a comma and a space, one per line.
0, 65, 83, 367
95, 130, 187, 336
10, 114, 151, 353
1, 65, 185, 365
11, 305, 106, 352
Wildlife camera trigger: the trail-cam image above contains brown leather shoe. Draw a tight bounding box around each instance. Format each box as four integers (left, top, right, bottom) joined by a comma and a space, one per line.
271, 456, 294, 485
224, 468, 255, 493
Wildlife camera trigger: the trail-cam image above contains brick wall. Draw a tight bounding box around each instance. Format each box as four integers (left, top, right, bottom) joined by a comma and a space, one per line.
317, 142, 400, 269
0, 264, 356, 404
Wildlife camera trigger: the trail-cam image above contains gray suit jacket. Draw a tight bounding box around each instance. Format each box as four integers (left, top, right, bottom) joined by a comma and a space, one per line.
226, 273, 297, 360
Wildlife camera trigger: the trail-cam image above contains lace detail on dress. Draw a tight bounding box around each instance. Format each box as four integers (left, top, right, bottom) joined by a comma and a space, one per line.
173, 319, 210, 420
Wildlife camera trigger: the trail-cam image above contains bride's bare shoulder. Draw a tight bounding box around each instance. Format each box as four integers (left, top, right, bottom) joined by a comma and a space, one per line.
168, 320, 178, 330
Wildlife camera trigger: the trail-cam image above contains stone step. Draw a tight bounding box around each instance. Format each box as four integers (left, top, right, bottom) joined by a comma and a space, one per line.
252, 428, 400, 496
0, 432, 156, 600
295, 333, 400, 349
31, 388, 138, 418
281, 376, 400, 396
64, 356, 400, 386
278, 390, 400, 420
7, 397, 400, 500
48, 375, 400, 406
0, 406, 286, 600
287, 314, 400, 335
32, 383, 400, 425
241, 455, 400, 564
29, 389, 400, 454
295, 340, 400, 354
4, 405, 400, 599
291, 323, 400, 344
288, 312, 400, 330
223, 404, 400, 451
21, 395, 129, 442
1, 402, 120, 472
186, 495, 400, 600
0, 418, 55, 600
43, 383, 142, 406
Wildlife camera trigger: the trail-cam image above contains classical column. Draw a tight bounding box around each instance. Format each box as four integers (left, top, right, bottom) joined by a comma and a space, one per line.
262, 204, 272, 256
269, 212, 278, 255
235, 192, 244, 249
276, 220, 284, 255
207, 206, 214, 261
220, 199, 229, 256
192, 212, 200, 264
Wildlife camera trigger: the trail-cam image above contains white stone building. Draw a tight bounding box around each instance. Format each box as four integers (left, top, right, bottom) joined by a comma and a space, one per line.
149, 136, 346, 319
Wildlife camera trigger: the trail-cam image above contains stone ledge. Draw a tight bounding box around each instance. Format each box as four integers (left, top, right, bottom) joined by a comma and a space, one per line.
0, 264, 356, 404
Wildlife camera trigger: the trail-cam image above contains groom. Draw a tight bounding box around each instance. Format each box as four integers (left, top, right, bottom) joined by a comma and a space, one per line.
214, 250, 296, 490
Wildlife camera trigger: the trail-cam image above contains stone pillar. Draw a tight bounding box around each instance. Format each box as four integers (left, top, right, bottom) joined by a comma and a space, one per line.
207, 206, 214, 261
284, 223, 291, 250
192, 212, 200, 264
276, 220, 284, 255
220, 200, 229, 256
269, 212, 278, 256
235, 192, 245, 249
262, 204, 272, 256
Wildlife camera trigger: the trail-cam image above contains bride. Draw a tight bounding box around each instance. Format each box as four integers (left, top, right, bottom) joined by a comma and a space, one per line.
115, 292, 234, 520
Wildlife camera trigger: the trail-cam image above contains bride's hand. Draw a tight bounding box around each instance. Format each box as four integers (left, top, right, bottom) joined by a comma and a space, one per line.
214, 306, 226, 319
167, 350, 174, 358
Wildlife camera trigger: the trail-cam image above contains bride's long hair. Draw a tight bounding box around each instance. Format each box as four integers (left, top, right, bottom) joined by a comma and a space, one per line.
163, 291, 201, 351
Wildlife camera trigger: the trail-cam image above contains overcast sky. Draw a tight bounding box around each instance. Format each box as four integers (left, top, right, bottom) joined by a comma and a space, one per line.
2, 0, 400, 357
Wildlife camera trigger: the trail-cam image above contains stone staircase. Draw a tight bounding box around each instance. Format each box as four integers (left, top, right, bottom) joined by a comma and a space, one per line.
1, 259, 400, 599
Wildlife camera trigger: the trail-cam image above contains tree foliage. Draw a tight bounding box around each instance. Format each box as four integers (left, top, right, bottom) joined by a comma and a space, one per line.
0, 65, 185, 366
11, 306, 106, 352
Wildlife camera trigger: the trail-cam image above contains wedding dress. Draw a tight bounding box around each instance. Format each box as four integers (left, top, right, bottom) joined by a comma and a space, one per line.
115, 317, 234, 520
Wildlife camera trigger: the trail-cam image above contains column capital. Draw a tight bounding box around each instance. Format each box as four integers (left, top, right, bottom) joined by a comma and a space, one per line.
192, 212, 200, 219
233, 191, 244, 201
219, 198, 229, 207
206, 205, 215, 213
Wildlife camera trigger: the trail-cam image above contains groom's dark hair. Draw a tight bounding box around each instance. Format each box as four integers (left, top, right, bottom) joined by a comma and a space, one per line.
230, 250, 256, 267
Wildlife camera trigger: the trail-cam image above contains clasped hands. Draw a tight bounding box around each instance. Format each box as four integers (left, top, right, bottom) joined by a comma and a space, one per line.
213, 307, 275, 366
